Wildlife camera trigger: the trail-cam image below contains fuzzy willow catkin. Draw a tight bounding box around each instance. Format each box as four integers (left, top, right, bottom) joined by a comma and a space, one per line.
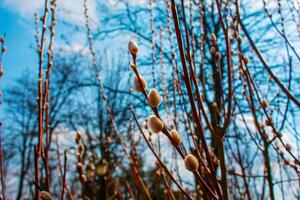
128, 40, 139, 56
237, 35, 243, 43
148, 115, 164, 133
40, 191, 53, 200
243, 56, 249, 64
210, 33, 216, 42
76, 131, 82, 144
96, 160, 108, 176
170, 130, 182, 146
261, 99, 269, 108
77, 163, 84, 173
81, 174, 87, 183
134, 76, 147, 92
184, 154, 199, 172
210, 46, 216, 54
130, 63, 137, 69
148, 88, 161, 107
78, 143, 84, 153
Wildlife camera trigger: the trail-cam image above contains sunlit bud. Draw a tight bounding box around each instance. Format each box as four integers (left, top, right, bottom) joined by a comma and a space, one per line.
242, 89, 246, 96
96, 160, 108, 176
193, 135, 198, 141
77, 163, 84, 173
128, 40, 138, 56
210, 33, 216, 42
212, 102, 218, 109
76, 131, 82, 144
40, 191, 53, 200
148, 115, 164, 133
184, 154, 199, 172
88, 163, 95, 171
81, 174, 87, 183
243, 56, 249, 64
78, 143, 84, 153
130, 63, 137, 70
170, 130, 182, 146
210, 46, 216, 54
261, 99, 269, 108
155, 170, 161, 176
134, 76, 147, 92
86, 167, 95, 180
237, 35, 243, 43
148, 88, 161, 107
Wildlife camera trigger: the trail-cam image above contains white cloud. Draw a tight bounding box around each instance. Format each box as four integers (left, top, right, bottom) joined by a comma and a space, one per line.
1, 0, 98, 26
55, 42, 90, 56
57, 0, 98, 26
2, 0, 43, 16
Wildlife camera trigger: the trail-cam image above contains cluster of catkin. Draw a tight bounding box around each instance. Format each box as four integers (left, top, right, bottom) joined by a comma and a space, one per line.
75, 131, 111, 198
128, 40, 199, 172
75, 132, 88, 186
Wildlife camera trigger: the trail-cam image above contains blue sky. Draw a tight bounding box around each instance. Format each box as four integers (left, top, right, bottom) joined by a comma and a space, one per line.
0, 6, 37, 84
